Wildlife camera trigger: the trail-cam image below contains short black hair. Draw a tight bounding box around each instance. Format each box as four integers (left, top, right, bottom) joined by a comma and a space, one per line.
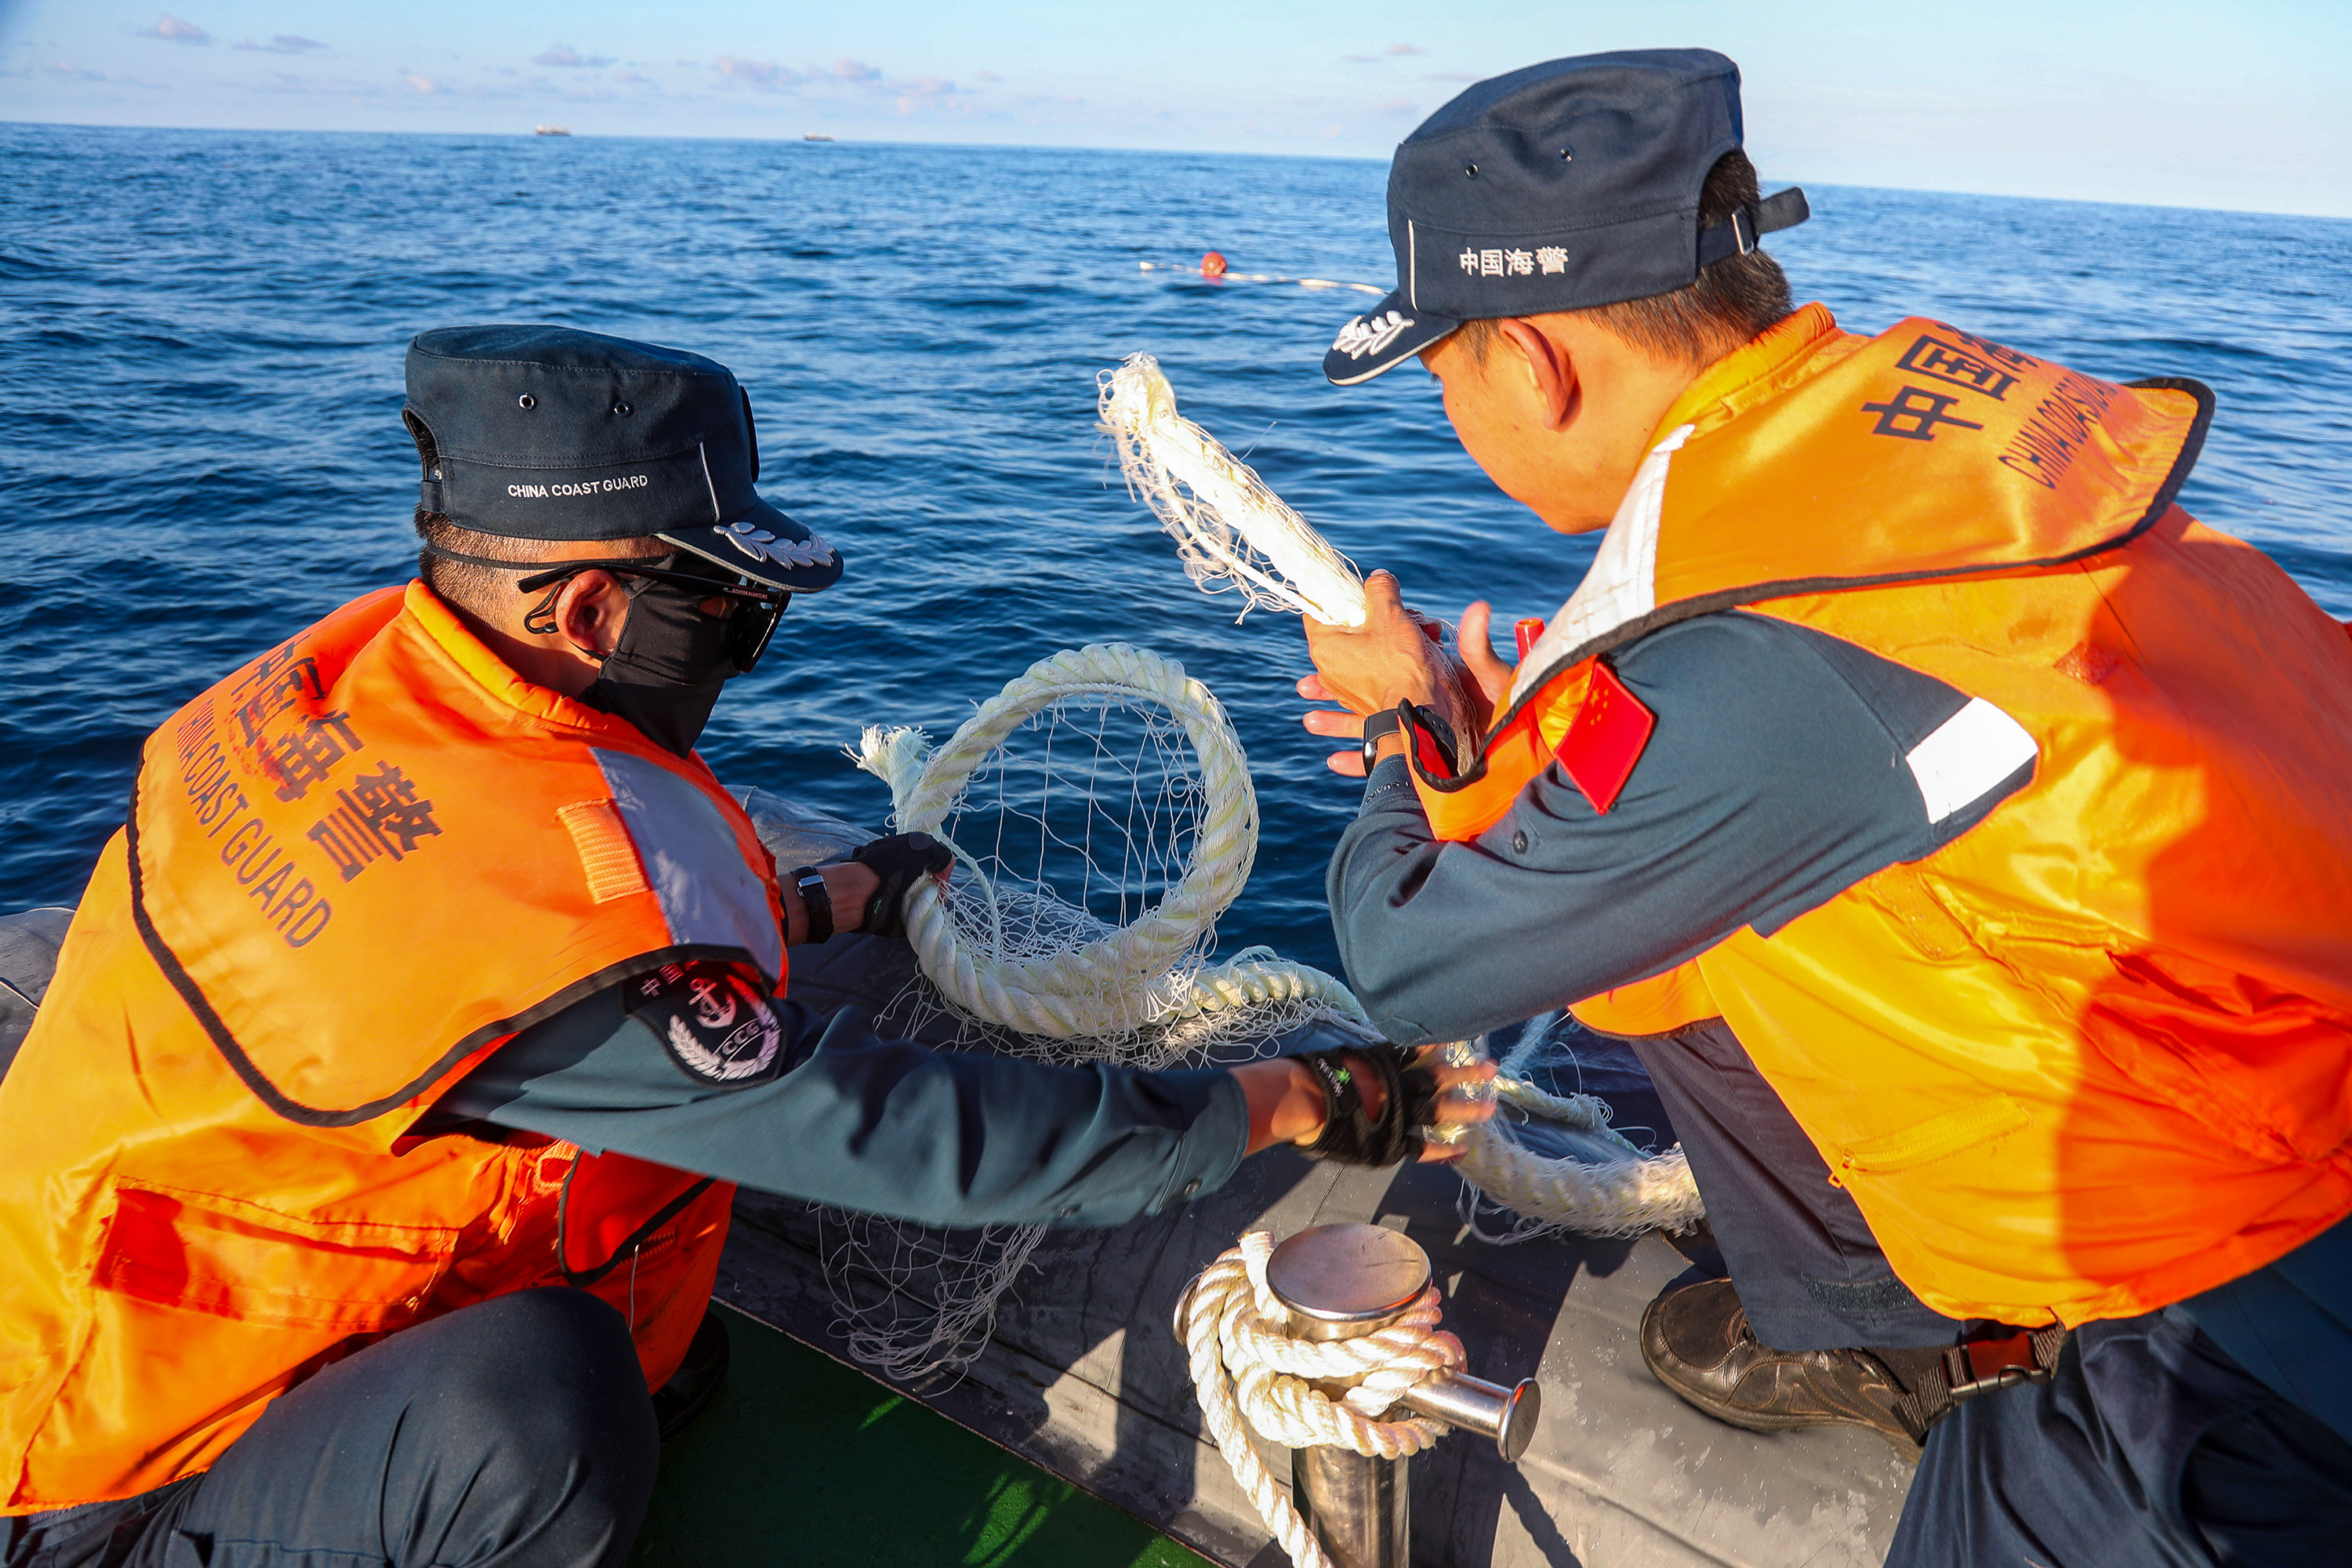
412, 512, 666, 619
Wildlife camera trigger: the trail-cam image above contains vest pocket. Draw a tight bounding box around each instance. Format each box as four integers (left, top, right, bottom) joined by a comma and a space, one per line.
1857, 867, 1978, 961
1836, 1095, 2034, 1178
92, 1181, 459, 1330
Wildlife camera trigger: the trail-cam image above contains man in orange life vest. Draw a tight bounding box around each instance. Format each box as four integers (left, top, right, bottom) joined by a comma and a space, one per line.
1302, 51, 2352, 1563
0, 326, 1490, 1567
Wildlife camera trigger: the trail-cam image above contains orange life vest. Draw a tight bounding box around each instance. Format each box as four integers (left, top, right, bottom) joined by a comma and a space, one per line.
0, 582, 786, 1512
1409, 305, 2352, 1327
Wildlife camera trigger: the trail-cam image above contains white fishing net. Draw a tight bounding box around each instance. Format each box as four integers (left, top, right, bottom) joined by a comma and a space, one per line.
783, 644, 1376, 1381
764, 356, 1704, 1383
855, 644, 1368, 1058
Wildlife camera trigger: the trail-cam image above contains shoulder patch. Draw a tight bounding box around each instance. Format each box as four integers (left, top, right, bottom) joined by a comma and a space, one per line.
1555, 659, 1656, 815
625, 960, 783, 1084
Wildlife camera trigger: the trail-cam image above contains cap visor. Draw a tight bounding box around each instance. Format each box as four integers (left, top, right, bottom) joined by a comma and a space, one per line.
660, 496, 845, 592
1323, 291, 1459, 386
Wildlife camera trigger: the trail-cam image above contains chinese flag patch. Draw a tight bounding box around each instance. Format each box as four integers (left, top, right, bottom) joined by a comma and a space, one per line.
1556, 660, 1655, 815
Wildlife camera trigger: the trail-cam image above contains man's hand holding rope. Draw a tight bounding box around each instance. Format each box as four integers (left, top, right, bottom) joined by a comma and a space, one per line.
1297, 572, 1515, 777
1232, 1044, 1495, 1165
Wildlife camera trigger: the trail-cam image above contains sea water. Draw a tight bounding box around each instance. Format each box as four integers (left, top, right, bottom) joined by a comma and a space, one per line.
4, 123, 2349, 973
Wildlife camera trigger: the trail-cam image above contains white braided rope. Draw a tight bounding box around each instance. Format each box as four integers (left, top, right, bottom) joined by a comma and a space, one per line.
1178, 1232, 1464, 1568
1100, 354, 1370, 627
1454, 1077, 1705, 1238
855, 643, 1370, 1040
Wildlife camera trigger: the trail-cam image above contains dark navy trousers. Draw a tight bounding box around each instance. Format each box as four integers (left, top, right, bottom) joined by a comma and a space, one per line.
0, 1290, 659, 1568
1622, 1018, 2352, 1568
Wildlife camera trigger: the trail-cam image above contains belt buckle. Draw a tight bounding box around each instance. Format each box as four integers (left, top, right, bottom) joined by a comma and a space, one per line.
1945, 1330, 2051, 1403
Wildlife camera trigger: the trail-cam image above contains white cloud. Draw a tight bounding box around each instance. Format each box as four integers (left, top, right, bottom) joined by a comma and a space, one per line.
832, 58, 880, 81
534, 45, 613, 68
47, 62, 106, 79
714, 55, 799, 89
975, 70, 1000, 84
1384, 43, 1427, 57
140, 16, 209, 45
234, 35, 325, 54
405, 73, 445, 95
614, 69, 652, 85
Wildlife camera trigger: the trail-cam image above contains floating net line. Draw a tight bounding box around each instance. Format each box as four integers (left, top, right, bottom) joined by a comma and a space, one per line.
1137, 260, 1386, 296
1452, 1016, 1704, 1243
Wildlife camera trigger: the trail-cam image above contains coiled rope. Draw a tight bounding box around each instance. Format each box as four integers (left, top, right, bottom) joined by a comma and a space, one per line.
1457, 1078, 1705, 1237
1178, 1232, 1464, 1568
855, 642, 1367, 1041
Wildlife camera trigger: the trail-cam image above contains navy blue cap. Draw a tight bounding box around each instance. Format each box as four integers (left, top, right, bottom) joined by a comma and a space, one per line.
404, 325, 844, 592
1324, 49, 1807, 385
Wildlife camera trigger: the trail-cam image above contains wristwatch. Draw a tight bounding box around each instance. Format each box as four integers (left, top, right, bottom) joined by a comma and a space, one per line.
790, 866, 834, 944
1359, 706, 1406, 773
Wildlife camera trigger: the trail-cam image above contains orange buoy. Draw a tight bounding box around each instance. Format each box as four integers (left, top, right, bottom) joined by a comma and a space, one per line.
1200, 251, 1229, 278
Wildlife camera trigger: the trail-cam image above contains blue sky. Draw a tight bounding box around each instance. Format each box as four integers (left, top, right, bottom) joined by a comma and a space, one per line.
5, 1, 2348, 216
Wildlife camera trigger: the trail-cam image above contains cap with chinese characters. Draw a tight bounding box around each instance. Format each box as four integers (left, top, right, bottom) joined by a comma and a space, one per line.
1323, 49, 1808, 387
403, 325, 844, 593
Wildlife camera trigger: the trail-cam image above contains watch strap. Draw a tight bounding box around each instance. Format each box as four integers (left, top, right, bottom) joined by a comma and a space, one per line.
790, 866, 833, 945
1360, 706, 1406, 773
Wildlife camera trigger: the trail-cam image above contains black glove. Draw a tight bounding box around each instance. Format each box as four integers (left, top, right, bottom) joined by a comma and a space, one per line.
1294, 1044, 1441, 1167
844, 833, 953, 941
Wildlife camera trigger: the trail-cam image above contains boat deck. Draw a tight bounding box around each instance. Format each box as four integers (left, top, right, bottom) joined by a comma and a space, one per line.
738, 933, 1918, 1568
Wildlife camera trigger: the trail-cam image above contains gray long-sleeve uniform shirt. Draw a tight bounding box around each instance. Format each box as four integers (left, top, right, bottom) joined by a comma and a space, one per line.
1328, 610, 2032, 1044
423, 970, 1248, 1231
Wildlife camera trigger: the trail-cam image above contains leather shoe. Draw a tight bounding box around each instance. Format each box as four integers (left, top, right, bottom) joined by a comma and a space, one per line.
1640, 1278, 1925, 1459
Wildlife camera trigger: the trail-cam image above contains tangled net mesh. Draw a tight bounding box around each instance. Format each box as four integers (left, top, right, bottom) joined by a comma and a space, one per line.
877, 684, 1243, 1064
808, 646, 1374, 1381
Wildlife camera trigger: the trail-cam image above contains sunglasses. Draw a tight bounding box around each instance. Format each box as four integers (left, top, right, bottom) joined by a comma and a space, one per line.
516, 558, 793, 673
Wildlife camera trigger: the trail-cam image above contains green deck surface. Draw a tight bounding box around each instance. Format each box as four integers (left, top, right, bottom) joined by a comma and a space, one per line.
630, 1306, 1216, 1568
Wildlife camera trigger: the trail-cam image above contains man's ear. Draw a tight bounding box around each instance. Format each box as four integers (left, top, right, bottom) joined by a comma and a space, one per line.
1497, 318, 1578, 433
551, 569, 630, 660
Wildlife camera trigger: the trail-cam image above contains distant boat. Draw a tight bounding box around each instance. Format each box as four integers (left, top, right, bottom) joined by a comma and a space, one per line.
803, 133, 834, 142
535, 125, 572, 137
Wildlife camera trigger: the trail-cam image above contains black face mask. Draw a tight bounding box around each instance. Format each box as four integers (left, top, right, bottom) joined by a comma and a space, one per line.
578, 566, 741, 756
